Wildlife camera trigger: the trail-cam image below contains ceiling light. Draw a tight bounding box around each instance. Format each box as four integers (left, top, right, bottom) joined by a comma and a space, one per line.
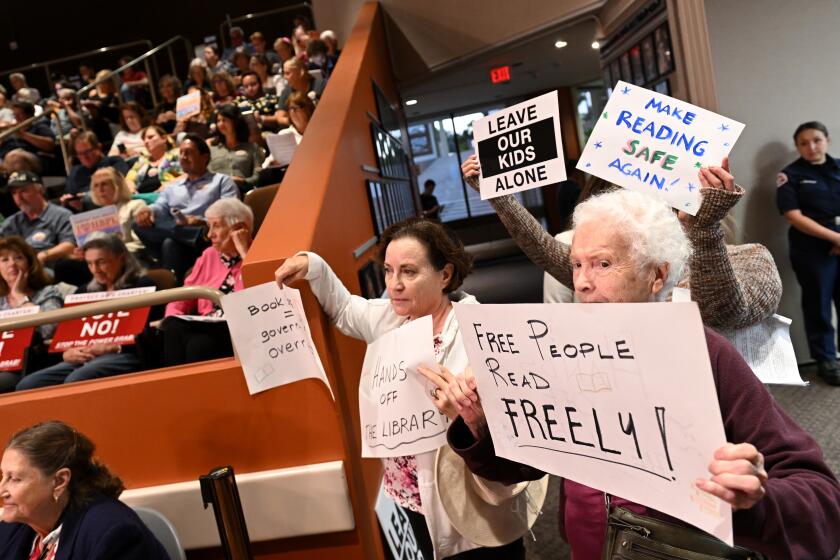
554, 40, 568, 49
591, 41, 600, 49
405, 99, 418, 106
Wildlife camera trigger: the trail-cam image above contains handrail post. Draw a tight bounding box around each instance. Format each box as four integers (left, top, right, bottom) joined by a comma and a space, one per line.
167, 45, 177, 77
51, 113, 72, 176
145, 58, 157, 107
44, 65, 53, 97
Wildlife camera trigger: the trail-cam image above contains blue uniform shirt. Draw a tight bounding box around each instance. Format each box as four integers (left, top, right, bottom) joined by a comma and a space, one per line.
776, 155, 840, 249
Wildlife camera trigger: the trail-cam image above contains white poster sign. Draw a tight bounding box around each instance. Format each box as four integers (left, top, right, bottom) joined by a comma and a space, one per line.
175, 90, 201, 120
474, 91, 566, 200
577, 80, 744, 215
453, 301, 733, 544
719, 314, 806, 386
221, 282, 331, 396
359, 316, 448, 458
375, 480, 425, 560
265, 129, 299, 168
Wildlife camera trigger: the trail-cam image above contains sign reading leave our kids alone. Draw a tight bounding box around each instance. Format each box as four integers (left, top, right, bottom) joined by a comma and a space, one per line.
474, 91, 566, 199
577, 81, 744, 215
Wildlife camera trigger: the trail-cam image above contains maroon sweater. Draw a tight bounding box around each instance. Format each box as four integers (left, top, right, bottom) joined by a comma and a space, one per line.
448, 327, 840, 559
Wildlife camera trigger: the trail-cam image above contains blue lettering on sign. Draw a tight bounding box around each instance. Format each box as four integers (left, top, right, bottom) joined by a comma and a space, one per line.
615, 109, 707, 156
608, 157, 666, 190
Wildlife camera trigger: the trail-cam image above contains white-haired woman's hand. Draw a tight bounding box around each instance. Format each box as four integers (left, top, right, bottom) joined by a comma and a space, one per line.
275, 254, 309, 286
461, 155, 481, 193
695, 442, 767, 510
698, 156, 736, 192
230, 223, 252, 259
418, 365, 486, 438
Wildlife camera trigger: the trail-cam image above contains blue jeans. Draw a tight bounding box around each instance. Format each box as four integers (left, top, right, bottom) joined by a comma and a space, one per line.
16, 352, 143, 390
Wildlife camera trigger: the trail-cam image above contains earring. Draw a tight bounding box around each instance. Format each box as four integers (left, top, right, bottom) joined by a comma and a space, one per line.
53, 493, 59, 503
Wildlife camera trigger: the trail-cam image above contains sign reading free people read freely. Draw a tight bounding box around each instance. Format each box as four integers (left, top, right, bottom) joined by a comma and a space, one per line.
474, 91, 566, 199
577, 80, 745, 215
221, 282, 332, 396
452, 301, 733, 544
359, 316, 449, 458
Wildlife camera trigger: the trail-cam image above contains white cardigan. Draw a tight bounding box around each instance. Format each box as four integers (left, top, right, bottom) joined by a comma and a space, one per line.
303, 252, 481, 559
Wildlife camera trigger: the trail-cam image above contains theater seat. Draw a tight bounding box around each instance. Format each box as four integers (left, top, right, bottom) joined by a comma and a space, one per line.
133, 507, 187, 560
244, 184, 279, 235
146, 268, 178, 291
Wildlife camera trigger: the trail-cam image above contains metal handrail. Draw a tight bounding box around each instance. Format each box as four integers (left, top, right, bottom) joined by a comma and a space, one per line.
0, 111, 53, 143
218, 3, 314, 50
0, 40, 154, 96
75, 35, 194, 119
0, 286, 224, 332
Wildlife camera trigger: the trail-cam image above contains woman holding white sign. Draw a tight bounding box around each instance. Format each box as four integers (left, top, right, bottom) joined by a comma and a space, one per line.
443, 189, 840, 559
275, 219, 540, 559
461, 155, 781, 331
16, 234, 154, 390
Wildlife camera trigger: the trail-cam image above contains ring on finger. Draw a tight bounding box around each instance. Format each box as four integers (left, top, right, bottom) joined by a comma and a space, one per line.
431, 387, 440, 399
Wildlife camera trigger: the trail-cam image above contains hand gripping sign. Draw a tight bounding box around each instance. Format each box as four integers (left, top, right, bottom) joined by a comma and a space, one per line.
49, 287, 156, 352
0, 306, 40, 371
577, 80, 744, 215
474, 91, 566, 200
452, 301, 733, 545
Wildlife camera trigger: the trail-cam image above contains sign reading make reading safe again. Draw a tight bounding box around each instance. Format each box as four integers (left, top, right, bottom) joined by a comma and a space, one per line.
577, 80, 744, 215
474, 91, 566, 199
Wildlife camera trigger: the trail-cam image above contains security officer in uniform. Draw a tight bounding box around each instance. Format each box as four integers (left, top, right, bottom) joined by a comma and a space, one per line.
777, 121, 840, 385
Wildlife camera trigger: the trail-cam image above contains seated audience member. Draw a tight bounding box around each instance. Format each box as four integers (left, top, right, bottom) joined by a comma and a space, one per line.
90, 167, 146, 257
231, 48, 252, 84
250, 54, 279, 92
320, 29, 341, 58
16, 234, 153, 390
174, 86, 215, 140
223, 26, 254, 62
77, 61, 96, 91
161, 198, 252, 366
0, 91, 15, 126
0, 236, 64, 392
209, 104, 264, 192
259, 92, 313, 183
185, 58, 211, 91
0, 149, 39, 218
117, 56, 150, 106
132, 134, 238, 279
250, 31, 279, 64
292, 24, 311, 58
153, 75, 182, 133
211, 71, 238, 106
420, 179, 442, 221
0, 102, 56, 171
236, 72, 282, 132
8, 73, 40, 104
46, 88, 88, 140
0, 421, 169, 558
442, 189, 840, 560
272, 37, 295, 74
64, 131, 129, 199
306, 39, 335, 78
461, 155, 782, 330
203, 44, 231, 75
81, 70, 120, 144
0, 171, 75, 267
107, 102, 148, 159
276, 58, 321, 126
125, 125, 182, 194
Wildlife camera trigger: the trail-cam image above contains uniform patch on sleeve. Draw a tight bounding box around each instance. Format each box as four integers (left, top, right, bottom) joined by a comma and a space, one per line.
776, 172, 789, 187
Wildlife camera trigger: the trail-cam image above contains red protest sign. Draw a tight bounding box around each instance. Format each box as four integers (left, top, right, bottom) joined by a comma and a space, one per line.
0, 307, 39, 371
49, 287, 156, 352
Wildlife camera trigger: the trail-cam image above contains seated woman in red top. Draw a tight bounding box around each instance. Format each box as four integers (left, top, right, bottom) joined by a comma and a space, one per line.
160, 197, 252, 366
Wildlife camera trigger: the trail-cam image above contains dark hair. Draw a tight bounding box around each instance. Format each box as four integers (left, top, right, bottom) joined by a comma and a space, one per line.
142, 124, 174, 150
794, 121, 829, 142
216, 104, 251, 144
250, 54, 271, 72
158, 74, 183, 98
11, 101, 35, 118
204, 44, 221, 58
82, 233, 144, 291
306, 39, 328, 58
232, 47, 250, 66
73, 130, 101, 150
376, 218, 473, 293
0, 236, 52, 296
118, 102, 148, 132
423, 179, 436, 188
181, 133, 211, 156
6, 421, 125, 510
293, 15, 313, 30
285, 91, 315, 120
240, 71, 263, 94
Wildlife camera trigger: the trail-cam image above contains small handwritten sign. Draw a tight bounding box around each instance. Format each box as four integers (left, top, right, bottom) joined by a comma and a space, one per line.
49, 287, 155, 352
474, 91, 565, 200
175, 90, 202, 120
452, 301, 732, 544
577, 81, 744, 215
0, 306, 39, 371
221, 282, 331, 396
359, 316, 448, 458
70, 206, 121, 246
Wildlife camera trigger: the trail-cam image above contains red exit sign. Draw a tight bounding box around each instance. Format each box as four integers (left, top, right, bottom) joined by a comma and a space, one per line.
490, 65, 511, 84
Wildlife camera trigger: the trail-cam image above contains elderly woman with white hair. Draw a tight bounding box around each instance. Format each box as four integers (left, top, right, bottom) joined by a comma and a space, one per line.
160, 197, 253, 366
439, 189, 840, 559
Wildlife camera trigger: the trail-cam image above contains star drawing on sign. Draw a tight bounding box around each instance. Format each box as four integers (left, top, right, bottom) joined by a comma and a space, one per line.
621, 85, 631, 94
718, 123, 730, 132
687, 182, 696, 192
594, 141, 603, 149
723, 142, 730, 147
585, 163, 592, 168
602, 111, 609, 119
694, 162, 702, 168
